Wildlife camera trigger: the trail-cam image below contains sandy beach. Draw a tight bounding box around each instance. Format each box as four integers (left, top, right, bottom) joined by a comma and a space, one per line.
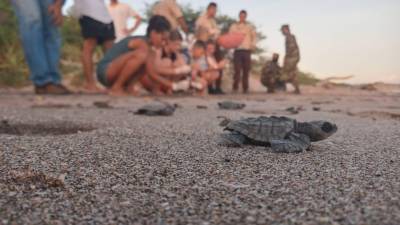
0, 84, 399, 224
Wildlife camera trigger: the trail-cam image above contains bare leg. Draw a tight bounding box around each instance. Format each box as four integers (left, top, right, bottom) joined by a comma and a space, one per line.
291, 71, 301, 94
125, 67, 146, 96
81, 38, 102, 92
242, 51, 251, 93
196, 78, 208, 96
106, 52, 137, 80
107, 50, 148, 96
233, 50, 242, 92
102, 40, 114, 52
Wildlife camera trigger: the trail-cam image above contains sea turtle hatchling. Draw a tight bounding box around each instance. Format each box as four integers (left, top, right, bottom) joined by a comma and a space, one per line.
134, 102, 176, 116
220, 116, 337, 153
218, 101, 246, 110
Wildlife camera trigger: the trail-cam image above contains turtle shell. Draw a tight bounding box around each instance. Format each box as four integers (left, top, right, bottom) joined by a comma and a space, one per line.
218, 101, 246, 110
224, 116, 296, 143
136, 102, 176, 116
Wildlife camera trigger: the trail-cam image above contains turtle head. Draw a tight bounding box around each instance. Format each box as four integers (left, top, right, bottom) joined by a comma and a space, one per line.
297, 121, 337, 142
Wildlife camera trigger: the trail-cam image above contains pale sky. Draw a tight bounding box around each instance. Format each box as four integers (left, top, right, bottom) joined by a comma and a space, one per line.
64, 0, 400, 84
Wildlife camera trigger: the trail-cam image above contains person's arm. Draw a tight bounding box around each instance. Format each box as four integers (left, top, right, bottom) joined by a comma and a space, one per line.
153, 52, 190, 77
194, 16, 202, 32
229, 23, 236, 33
177, 17, 189, 34
217, 59, 227, 69
48, 0, 64, 26
155, 65, 190, 78
126, 8, 142, 34
191, 63, 201, 80
170, 2, 188, 34
146, 50, 172, 88
250, 26, 257, 50
209, 21, 221, 38
127, 38, 148, 51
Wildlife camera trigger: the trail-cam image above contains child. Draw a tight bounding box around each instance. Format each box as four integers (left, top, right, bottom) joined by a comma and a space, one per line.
96, 16, 173, 96
206, 40, 227, 94
190, 40, 219, 95
140, 31, 191, 95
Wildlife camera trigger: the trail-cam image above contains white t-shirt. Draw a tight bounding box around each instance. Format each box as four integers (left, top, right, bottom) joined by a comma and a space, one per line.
108, 3, 140, 42
72, 0, 112, 24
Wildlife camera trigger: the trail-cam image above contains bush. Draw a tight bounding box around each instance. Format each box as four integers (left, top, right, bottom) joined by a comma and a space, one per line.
0, 0, 29, 87
298, 71, 320, 85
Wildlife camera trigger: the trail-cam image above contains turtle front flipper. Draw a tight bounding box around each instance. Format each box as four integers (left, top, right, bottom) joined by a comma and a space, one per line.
270, 132, 311, 153
220, 131, 247, 147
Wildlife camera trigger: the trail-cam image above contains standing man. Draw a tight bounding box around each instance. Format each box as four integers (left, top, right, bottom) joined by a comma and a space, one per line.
108, 0, 142, 42
229, 10, 257, 93
152, 0, 188, 34
74, 0, 115, 93
11, 0, 70, 94
281, 24, 301, 94
195, 2, 220, 42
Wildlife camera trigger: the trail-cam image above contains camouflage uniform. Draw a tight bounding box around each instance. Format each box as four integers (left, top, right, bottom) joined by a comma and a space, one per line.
261, 60, 281, 93
283, 34, 300, 92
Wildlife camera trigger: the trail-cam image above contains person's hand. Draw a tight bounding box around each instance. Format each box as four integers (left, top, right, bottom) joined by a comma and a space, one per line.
218, 60, 227, 68
192, 63, 200, 71
174, 65, 191, 75
172, 80, 190, 91
191, 70, 198, 80
122, 28, 129, 36
48, 2, 63, 26
123, 28, 136, 36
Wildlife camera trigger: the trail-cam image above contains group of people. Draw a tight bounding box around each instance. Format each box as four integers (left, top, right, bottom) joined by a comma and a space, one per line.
11, 0, 301, 96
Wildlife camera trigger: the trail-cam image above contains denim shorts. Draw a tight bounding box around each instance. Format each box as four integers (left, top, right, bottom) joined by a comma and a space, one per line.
97, 62, 110, 87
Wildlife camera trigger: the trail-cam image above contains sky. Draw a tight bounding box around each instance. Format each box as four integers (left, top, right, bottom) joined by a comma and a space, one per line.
64, 0, 400, 84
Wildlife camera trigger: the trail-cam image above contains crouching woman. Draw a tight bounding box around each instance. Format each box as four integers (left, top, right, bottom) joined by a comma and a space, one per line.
96, 16, 173, 96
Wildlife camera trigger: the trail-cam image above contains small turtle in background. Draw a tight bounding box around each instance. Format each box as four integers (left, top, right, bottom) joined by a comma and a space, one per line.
220, 116, 337, 153
286, 106, 305, 114
134, 102, 176, 116
218, 101, 246, 110
93, 101, 113, 109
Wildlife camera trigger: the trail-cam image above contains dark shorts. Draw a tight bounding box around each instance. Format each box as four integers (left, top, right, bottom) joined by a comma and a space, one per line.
79, 16, 115, 44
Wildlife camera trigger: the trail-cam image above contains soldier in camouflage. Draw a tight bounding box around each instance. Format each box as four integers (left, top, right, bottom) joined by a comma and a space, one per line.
261, 53, 282, 93
281, 24, 301, 94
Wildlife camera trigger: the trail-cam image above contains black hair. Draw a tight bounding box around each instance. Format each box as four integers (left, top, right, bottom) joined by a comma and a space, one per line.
240, 10, 247, 15
206, 39, 216, 46
169, 30, 183, 41
146, 15, 171, 37
207, 2, 217, 9
193, 40, 206, 50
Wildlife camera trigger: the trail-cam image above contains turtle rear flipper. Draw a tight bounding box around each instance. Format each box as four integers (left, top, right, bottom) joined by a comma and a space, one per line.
270, 133, 310, 153
220, 131, 246, 147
